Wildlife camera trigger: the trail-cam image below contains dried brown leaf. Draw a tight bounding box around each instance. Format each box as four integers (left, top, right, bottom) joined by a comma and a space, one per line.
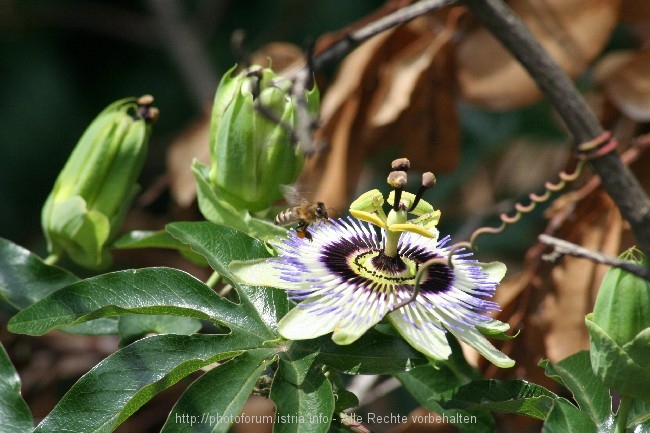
249, 42, 305, 72
596, 48, 650, 121
167, 106, 211, 208
303, 10, 462, 211
620, 0, 650, 23
457, 0, 621, 109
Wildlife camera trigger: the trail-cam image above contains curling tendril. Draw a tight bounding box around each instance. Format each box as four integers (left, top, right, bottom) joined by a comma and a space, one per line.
444, 131, 618, 268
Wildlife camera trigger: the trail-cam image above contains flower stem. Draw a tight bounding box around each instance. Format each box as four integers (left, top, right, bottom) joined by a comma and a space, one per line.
384, 209, 408, 257
614, 396, 632, 433
205, 271, 221, 289
44, 253, 61, 266
384, 230, 401, 258
338, 412, 376, 433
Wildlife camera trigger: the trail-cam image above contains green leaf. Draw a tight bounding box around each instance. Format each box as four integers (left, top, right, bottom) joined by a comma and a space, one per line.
167, 221, 289, 333
0, 342, 33, 432
331, 387, 359, 413
440, 379, 559, 420
629, 399, 650, 431
304, 330, 427, 374
397, 364, 495, 433
7, 267, 268, 341
542, 398, 599, 433
34, 333, 253, 433
112, 230, 208, 265
271, 351, 334, 433
162, 349, 277, 433
62, 318, 119, 335
166, 221, 271, 282
540, 351, 612, 426
586, 316, 650, 402
0, 237, 78, 310
118, 314, 203, 345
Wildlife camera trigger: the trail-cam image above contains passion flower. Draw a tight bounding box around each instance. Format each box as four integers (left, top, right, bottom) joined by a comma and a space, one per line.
232, 158, 514, 368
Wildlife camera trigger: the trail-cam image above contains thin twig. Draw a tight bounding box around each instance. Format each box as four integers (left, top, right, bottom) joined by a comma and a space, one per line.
461, 0, 650, 259
310, 0, 458, 71
338, 413, 376, 433
539, 234, 649, 280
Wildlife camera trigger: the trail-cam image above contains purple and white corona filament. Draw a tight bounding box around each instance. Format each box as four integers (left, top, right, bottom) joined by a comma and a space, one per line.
231, 158, 514, 368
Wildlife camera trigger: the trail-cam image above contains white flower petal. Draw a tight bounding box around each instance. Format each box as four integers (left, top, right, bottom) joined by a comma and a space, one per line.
278, 305, 337, 340
332, 289, 389, 345
447, 324, 515, 368
387, 309, 451, 361
477, 261, 508, 283
229, 259, 293, 288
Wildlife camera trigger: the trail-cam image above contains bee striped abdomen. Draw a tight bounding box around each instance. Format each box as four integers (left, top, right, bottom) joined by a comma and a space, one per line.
274, 208, 298, 226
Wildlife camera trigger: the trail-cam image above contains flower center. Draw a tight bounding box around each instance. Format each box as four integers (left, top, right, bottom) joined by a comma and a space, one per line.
353, 250, 416, 284
319, 232, 454, 296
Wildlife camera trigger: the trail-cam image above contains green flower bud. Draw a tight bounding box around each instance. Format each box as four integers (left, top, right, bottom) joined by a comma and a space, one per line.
41, 96, 157, 269
586, 248, 650, 401
206, 65, 319, 212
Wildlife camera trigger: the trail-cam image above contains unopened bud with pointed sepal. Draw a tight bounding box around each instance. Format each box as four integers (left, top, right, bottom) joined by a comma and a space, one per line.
204, 65, 319, 213
585, 247, 650, 402
41, 96, 157, 269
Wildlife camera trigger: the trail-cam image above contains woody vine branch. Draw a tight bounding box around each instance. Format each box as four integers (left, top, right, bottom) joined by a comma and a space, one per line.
286, 0, 650, 275
461, 0, 650, 275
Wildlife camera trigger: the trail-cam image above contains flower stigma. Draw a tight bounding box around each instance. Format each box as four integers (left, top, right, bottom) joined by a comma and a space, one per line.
231, 158, 514, 368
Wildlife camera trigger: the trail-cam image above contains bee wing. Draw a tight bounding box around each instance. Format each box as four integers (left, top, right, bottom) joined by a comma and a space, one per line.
280, 184, 308, 206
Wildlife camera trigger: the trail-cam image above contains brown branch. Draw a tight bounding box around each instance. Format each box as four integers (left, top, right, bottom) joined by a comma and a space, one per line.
539, 234, 649, 280
461, 0, 650, 259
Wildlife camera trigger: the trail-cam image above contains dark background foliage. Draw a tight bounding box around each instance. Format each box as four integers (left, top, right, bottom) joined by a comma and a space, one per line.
0, 0, 382, 250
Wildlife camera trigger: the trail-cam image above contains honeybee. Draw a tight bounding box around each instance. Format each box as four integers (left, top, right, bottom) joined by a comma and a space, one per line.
274, 185, 329, 241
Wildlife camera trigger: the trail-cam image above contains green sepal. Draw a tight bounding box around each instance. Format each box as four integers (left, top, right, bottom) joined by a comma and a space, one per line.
207, 65, 316, 213
193, 160, 286, 240
476, 319, 517, 340
591, 249, 650, 346
41, 97, 154, 269
45, 196, 111, 269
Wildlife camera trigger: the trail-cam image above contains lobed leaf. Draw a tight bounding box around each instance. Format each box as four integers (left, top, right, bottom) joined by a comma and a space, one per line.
271, 351, 334, 433
540, 351, 612, 426
112, 230, 208, 265
439, 379, 558, 420
541, 399, 599, 433
118, 314, 202, 345
397, 364, 494, 433
34, 333, 253, 433
306, 330, 428, 374
162, 349, 277, 433
8, 267, 271, 342
167, 221, 289, 333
